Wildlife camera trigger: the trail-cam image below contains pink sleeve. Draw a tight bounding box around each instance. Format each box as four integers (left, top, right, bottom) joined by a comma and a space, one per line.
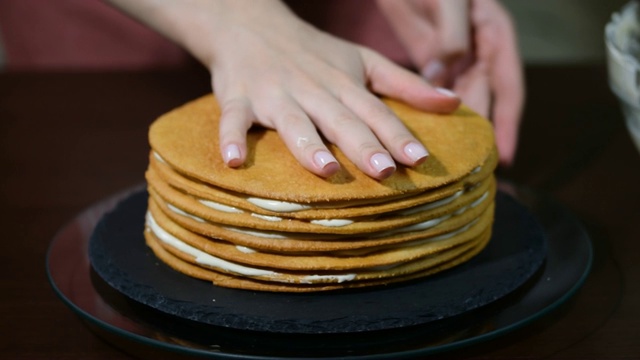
288, 0, 411, 67
0, 0, 192, 71
0, 0, 408, 71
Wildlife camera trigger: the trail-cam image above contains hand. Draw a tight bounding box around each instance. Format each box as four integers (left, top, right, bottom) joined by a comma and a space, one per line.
377, 0, 524, 165
108, 0, 461, 180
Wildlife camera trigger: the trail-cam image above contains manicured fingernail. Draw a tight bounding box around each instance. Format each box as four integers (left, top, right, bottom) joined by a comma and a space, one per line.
435, 87, 458, 98
422, 60, 445, 81
223, 144, 241, 166
370, 153, 396, 176
313, 150, 339, 170
404, 142, 429, 164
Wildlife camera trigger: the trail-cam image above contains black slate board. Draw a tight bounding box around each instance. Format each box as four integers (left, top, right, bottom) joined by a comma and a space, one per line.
89, 190, 547, 334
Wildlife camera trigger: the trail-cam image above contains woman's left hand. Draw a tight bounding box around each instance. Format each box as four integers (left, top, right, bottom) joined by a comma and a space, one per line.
377, 0, 524, 165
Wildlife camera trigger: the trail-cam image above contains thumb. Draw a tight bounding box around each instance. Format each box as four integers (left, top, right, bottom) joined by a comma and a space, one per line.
362, 48, 461, 113
422, 0, 471, 86
453, 62, 490, 118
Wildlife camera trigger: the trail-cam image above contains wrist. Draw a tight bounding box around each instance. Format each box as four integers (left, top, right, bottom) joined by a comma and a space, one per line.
108, 0, 294, 68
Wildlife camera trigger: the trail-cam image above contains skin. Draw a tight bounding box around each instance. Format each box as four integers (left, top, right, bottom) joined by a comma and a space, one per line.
377, 0, 524, 165
109, 0, 521, 177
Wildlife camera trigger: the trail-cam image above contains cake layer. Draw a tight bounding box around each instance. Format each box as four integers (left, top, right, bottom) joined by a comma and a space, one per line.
147, 170, 494, 235
144, 226, 491, 292
147, 177, 496, 252
143, 94, 498, 292
149, 95, 496, 202
148, 147, 498, 219
147, 198, 494, 271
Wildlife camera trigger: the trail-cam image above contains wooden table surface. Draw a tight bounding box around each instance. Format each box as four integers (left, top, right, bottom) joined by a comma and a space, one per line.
1, 64, 639, 359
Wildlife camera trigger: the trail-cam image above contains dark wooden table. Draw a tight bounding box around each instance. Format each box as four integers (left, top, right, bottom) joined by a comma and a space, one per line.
1, 64, 639, 359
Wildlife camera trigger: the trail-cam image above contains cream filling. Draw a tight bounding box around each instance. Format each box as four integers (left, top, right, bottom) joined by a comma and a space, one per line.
150, 208, 480, 272
167, 190, 490, 240
168, 204, 205, 223
241, 165, 482, 213
194, 187, 481, 228
153, 150, 485, 216
300, 274, 356, 284
222, 227, 289, 239
397, 190, 463, 216
199, 197, 353, 227
371, 190, 488, 238
146, 212, 277, 277
153, 152, 166, 164
199, 199, 243, 214
397, 217, 477, 247
147, 212, 358, 284
251, 213, 283, 222
335, 217, 479, 257
333, 219, 478, 258
231, 216, 480, 258
371, 215, 451, 238
310, 218, 354, 227
246, 197, 312, 212
470, 190, 488, 208
235, 245, 257, 254
154, 150, 485, 229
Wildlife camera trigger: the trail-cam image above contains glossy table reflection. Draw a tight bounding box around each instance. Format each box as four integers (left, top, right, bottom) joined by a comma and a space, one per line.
46, 184, 589, 359
2, 64, 640, 359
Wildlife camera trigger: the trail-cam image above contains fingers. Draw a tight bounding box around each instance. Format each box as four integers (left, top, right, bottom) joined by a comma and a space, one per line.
473, 0, 524, 166
219, 93, 341, 178
216, 46, 463, 180
376, 0, 439, 66
336, 85, 430, 168
218, 97, 253, 167
491, 50, 523, 166
309, 105, 398, 180
362, 48, 461, 113
218, 75, 442, 180
296, 86, 402, 180
211, 0, 471, 181
491, 27, 523, 165
423, 0, 472, 86
254, 94, 342, 178
453, 62, 490, 118
437, 0, 470, 61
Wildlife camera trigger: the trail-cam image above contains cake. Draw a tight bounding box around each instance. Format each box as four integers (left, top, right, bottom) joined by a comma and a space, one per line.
144, 94, 497, 292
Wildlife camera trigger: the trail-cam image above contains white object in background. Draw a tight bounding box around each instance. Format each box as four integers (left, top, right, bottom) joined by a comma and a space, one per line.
606, 1, 640, 152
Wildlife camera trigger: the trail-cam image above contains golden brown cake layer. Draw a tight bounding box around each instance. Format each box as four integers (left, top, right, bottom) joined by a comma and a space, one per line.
149, 95, 495, 202
143, 95, 498, 292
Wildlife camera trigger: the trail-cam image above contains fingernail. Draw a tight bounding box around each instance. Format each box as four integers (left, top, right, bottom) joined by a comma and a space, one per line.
404, 142, 429, 164
223, 144, 241, 166
370, 153, 396, 176
435, 87, 458, 98
313, 150, 339, 170
422, 60, 445, 81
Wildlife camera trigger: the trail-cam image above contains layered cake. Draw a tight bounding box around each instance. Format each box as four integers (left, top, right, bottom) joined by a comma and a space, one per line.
144, 95, 497, 292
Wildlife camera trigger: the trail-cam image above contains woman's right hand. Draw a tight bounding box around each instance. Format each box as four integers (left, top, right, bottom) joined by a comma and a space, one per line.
109, 0, 461, 179
377, 0, 524, 165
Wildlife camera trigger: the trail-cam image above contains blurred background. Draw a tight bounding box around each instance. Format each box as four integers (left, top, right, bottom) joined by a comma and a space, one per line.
0, 0, 630, 71
502, 0, 627, 64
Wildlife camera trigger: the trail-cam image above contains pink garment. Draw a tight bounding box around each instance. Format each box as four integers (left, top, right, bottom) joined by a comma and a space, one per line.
0, 0, 192, 71
0, 0, 411, 71
287, 0, 411, 66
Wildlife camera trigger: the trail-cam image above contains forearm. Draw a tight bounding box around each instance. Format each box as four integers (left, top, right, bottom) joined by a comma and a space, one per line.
106, 0, 295, 67
106, 0, 460, 179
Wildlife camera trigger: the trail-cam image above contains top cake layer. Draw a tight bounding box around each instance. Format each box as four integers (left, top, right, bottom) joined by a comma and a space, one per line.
149, 95, 495, 203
